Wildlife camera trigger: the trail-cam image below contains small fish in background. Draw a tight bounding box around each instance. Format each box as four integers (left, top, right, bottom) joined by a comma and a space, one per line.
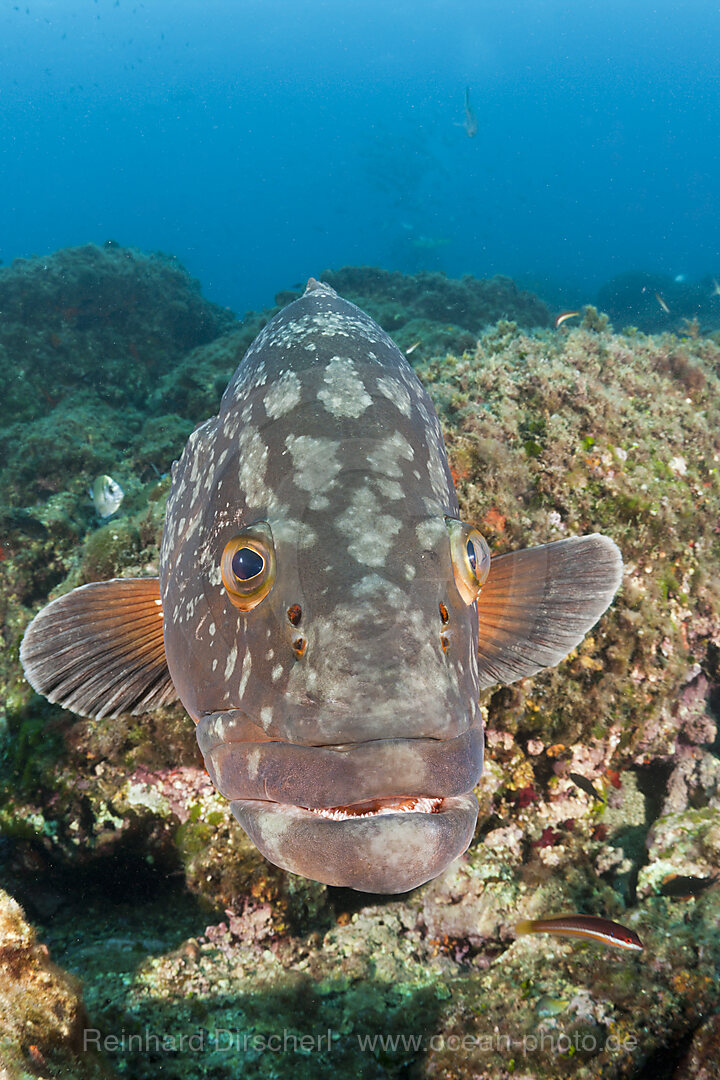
535, 994, 570, 1018
463, 86, 478, 138
516, 914, 643, 952
655, 292, 670, 314
568, 771, 606, 804
659, 874, 719, 900
711, 278, 720, 298
405, 340, 421, 356
554, 310, 580, 329
408, 233, 452, 251
90, 474, 124, 518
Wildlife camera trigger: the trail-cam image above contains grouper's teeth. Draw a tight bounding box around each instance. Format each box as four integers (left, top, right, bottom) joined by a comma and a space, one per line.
303, 796, 443, 820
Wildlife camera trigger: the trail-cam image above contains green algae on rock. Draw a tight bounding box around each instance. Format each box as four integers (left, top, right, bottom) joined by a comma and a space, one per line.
318, 265, 552, 333
0, 243, 235, 424
418, 318, 720, 759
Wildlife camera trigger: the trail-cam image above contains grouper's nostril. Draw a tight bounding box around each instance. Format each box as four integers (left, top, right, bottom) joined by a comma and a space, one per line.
292, 636, 307, 659
440, 602, 450, 651
287, 604, 302, 626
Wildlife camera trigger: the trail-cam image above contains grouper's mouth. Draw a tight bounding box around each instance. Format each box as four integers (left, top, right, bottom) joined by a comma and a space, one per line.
195, 712, 481, 893
302, 795, 443, 819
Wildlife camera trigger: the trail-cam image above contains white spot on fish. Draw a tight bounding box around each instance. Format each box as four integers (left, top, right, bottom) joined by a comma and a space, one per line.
318, 356, 372, 418
423, 495, 445, 517
264, 369, 302, 419
271, 509, 317, 550
374, 477, 404, 501
427, 439, 452, 502
224, 643, 238, 680
238, 651, 252, 697
416, 400, 433, 431
337, 487, 400, 567
285, 434, 342, 491
376, 375, 412, 417
367, 432, 415, 479
416, 518, 447, 549
237, 426, 269, 507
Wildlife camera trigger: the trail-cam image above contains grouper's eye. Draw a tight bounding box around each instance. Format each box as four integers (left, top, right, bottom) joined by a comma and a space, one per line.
445, 517, 491, 604
220, 521, 276, 611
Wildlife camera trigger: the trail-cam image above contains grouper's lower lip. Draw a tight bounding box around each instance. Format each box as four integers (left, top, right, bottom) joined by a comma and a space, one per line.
228, 794, 479, 893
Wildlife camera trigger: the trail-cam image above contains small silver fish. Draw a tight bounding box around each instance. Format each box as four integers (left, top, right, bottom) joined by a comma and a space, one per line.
463, 87, 478, 138
21, 281, 623, 894
655, 291, 670, 315
90, 475, 124, 518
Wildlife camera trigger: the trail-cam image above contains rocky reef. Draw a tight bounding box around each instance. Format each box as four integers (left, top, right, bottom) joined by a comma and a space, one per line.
278, 264, 552, 363
0, 888, 111, 1079
1, 246, 719, 1079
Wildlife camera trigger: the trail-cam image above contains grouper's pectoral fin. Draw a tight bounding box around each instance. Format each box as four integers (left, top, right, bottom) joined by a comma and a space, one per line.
476, 533, 622, 688
20, 578, 178, 719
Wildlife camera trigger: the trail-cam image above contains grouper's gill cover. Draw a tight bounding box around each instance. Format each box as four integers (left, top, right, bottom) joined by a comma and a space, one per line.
20, 279, 623, 894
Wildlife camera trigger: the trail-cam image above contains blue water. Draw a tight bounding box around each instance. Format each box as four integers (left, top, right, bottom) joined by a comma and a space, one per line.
1, 0, 718, 314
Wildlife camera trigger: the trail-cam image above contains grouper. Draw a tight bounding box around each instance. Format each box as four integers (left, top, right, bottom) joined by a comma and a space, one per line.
20, 280, 622, 893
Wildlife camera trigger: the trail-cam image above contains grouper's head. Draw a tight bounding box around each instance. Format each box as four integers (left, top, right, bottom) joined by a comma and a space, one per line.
160, 282, 484, 892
